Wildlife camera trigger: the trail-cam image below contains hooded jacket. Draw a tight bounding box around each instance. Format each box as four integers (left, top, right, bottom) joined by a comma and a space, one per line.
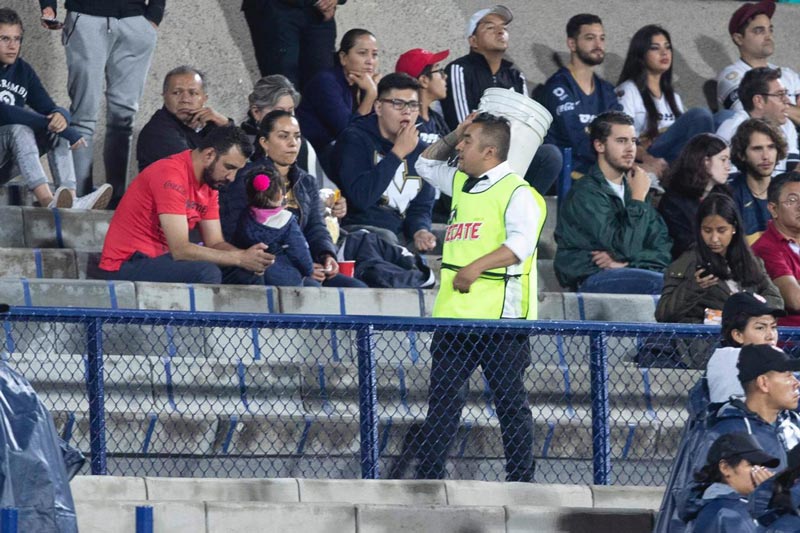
554, 164, 672, 289
679, 483, 758, 533
332, 114, 434, 240
655, 248, 783, 324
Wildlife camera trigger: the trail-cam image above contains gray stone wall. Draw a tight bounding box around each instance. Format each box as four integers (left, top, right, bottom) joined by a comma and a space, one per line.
7, 0, 800, 184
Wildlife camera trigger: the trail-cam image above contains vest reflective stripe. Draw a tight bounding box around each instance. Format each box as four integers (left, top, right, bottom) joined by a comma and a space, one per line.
433, 170, 546, 319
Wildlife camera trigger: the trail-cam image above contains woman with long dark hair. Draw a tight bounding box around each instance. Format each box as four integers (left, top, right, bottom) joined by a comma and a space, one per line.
296, 28, 380, 172
656, 193, 782, 323
659, 133, 732, 258
680, 433, 777, 533
616, 25, 713, 181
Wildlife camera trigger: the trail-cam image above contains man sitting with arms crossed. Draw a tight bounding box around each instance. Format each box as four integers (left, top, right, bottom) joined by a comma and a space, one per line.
98, 126, 273, 284
413, 111, 546, 482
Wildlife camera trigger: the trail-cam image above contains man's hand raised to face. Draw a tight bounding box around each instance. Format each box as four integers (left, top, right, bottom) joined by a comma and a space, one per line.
390, 123, 420, 160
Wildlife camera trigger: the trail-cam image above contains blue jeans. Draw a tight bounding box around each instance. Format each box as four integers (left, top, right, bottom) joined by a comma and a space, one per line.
648, 107, 714, 163
416, 331, 534, 482
102, 252, 222, 284
579, 268, 664, 295
523, 143, 562, 195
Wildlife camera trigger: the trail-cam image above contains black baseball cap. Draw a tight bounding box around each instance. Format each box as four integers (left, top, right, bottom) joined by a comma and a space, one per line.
738, 344, 800, 383
707, 432, 779, 468
723, 292, 786, 324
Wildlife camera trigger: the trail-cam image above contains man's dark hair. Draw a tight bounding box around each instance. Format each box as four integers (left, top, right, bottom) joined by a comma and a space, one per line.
739, 67, 782, 113
163, 65, 207, 94
566, 14, 602, 39
197, 125, 254, 159
0, 8, 22, 30
377, 72, 420, 99
589, 111, 634, 154
472, 112, 511, 161
730, 117, 788, 170
767, 171, 800, 205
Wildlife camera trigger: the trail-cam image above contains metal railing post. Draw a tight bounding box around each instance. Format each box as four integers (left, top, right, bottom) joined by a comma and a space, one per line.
590, 331, 611, 485
0, 508, 17, 533
86, 317, 107, 475
135, 506, 153, 533
356, 324, 379, 479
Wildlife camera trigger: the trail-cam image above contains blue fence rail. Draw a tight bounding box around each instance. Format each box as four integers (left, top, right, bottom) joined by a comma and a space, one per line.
3, 306, 780, 485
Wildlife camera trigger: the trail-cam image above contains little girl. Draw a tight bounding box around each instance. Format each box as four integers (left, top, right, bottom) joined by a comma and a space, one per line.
233, 167, 314, 286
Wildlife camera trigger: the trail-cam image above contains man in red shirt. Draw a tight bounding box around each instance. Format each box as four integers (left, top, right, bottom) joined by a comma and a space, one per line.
752, 171, 800, 326
98, 126, 274, 283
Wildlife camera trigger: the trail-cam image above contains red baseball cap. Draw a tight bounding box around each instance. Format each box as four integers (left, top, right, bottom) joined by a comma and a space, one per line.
395, 48, 450, 79
728, 0, 776, 35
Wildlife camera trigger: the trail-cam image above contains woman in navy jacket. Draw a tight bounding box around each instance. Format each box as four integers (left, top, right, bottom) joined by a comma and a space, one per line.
681, 432, 778, 533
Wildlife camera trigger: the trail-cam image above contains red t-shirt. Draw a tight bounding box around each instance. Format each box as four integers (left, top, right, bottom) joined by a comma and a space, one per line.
752, 221, 800, 327
99, 150, 220, 271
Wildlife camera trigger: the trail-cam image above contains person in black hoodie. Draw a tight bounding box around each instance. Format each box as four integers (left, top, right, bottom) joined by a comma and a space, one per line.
332, 72, 437, 252
0, 8, 111, 210
682, 432, 778, 533
40, 0, 163, 206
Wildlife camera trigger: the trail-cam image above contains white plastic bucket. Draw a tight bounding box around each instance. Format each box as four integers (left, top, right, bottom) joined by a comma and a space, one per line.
477, 88, 553, 175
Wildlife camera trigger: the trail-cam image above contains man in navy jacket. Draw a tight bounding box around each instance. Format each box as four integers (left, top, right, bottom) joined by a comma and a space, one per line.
332, 73, 437, 252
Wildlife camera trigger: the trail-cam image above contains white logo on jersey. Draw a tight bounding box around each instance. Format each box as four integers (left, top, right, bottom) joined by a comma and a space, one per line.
579, 114, 595, 124
552, 87, 567, 101
375, 153, 422, 214
419, 132, 440, 145
0, 90, 15, 105
556, 102, 576, 115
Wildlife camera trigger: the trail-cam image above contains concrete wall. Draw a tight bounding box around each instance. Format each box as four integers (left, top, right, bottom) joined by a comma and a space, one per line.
9, 0, 800, 185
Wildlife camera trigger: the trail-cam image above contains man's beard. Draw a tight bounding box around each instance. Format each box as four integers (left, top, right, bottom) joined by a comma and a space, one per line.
744, 159, 774, 180
577, 48, 604, 67
202, 155, 227, 190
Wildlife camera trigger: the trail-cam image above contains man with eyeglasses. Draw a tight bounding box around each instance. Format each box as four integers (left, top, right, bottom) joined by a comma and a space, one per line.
0, 8, 111, 210
332, 72, 436, 252
717, 0, 800, 127
754, 172, 800, 327
441, 5, 562, 195
717, 67, 799, 177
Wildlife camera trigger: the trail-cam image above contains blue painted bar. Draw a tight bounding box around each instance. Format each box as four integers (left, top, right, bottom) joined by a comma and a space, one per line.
590, 331, 611, 485
0, 507, 18, 533
357, 324, 379, 479
85, 317, 107, 475
135, 506, 154, 533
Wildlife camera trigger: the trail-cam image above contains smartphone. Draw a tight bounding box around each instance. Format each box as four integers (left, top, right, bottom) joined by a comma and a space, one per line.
696, 265, 710, 278
41, 17, 64, 30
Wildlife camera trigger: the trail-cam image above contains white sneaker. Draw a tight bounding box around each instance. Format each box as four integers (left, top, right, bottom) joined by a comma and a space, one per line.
47, 186, 73, 209
72, 184, 113, 210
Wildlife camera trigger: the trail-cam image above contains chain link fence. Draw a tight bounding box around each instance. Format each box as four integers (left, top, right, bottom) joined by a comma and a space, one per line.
5, 307, 789, 485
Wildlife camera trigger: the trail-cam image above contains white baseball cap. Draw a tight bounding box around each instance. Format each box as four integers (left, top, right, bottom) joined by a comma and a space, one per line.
465, 5, 513, 39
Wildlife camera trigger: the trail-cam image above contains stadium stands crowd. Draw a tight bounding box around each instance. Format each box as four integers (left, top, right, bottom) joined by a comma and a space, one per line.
6, 0, 800, 529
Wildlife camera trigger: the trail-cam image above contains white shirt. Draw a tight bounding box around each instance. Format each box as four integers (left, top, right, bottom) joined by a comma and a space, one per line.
415, 157, 541, 262
615, 79, 685, 138
716, 110, 800, 175
605, 179, 625, 204
706, 346, 744, 404
717, 59, 800, 111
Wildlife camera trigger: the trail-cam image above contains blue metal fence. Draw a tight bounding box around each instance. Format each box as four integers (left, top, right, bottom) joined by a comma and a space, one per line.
3, 306, 781, 485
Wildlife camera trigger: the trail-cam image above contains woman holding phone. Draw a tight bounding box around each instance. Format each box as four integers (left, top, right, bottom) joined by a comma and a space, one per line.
656, 193, 782, 323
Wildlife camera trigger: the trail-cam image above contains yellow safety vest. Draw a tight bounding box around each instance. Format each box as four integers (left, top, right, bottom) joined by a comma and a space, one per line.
433, 170, 546, 319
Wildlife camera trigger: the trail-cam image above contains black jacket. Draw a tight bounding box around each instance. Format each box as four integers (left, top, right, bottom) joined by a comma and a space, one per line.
441, 50, 527, 130
39, 0, 165, 25
136, 107, 218, 171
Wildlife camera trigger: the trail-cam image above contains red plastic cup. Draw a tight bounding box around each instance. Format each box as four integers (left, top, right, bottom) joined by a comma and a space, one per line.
339, 260, 355, 277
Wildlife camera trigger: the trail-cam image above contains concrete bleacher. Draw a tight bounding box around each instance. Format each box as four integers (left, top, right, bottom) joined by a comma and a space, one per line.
68, 476, 663, 533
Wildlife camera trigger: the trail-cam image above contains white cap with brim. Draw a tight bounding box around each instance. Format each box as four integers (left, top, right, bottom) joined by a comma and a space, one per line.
465, 5, 513, 39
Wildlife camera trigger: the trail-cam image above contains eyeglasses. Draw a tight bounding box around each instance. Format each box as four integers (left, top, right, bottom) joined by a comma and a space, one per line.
429, 68, 447, 77
761, 91, 789, 100
0, 35, 22, 45
780, 196, 800, 208
379, 98, 421, 112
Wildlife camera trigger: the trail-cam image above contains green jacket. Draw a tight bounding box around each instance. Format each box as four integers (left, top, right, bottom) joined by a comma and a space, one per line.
655, 248, 783, 323
554, 165, 672, 290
